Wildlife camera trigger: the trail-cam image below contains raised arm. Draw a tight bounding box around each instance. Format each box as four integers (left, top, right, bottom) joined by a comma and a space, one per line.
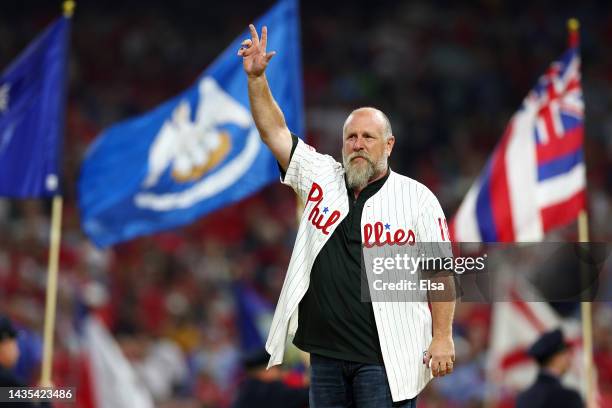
237, 24, 293, 171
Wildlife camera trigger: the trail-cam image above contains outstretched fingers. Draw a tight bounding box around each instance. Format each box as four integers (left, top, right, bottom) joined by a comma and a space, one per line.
261, 26, 277, 62
261, 26, 268, 52
265, 51, 276, 62
249, 24, 259, 46
238, 24, 276, 69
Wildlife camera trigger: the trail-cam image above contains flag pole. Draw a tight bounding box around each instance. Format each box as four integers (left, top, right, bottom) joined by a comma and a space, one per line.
578, 210, 595, 407
569, 17, 596, 408
40, 196, 63, 386
39, 0, 75, 387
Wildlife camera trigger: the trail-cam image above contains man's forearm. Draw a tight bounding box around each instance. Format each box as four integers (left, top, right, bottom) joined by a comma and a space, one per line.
430, 275, 455, 338
427, 290, 456, 377
247, 74, 288, 142
431, 300, 454, 338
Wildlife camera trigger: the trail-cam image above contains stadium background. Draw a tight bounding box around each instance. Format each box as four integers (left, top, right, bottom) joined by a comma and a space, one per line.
0, 0, 611, 406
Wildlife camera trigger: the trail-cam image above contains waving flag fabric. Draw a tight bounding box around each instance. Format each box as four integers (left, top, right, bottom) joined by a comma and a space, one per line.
77, 315, 154, 408
488, 280, 584, 394
233, 282, 274, 352
0, 17, 70, 197
78, 0, 303, 247
451, 46, 585, 242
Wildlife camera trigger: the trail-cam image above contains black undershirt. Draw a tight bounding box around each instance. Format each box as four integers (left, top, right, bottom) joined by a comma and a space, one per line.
281, 136, 385, 364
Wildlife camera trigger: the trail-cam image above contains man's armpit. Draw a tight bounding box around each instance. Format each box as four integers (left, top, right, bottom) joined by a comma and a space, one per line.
278, 133, 299, 181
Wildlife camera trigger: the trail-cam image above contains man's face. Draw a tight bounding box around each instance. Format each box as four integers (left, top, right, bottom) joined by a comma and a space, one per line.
342, 109, 394, 189
557, 348, 572, 375
0, 339, 19, 369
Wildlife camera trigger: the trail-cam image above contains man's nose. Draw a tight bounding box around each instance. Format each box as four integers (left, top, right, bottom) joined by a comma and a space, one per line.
352, 136, 365, 150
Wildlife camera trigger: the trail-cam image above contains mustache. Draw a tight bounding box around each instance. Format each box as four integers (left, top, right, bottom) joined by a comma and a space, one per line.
346, 151, 373, 164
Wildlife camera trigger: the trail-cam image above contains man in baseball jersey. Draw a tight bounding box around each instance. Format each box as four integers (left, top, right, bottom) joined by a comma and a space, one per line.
238, 24, 455, 407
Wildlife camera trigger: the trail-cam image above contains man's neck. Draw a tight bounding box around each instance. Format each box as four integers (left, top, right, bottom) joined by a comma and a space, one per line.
352, 169, 388, 199
541, 366, 563, 379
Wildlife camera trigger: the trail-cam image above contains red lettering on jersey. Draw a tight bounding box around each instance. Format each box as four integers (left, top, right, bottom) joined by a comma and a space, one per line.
306, 182, 341, 235
363, 222, 416, 248
444, 219, 449, 239
438, 217, 446, 241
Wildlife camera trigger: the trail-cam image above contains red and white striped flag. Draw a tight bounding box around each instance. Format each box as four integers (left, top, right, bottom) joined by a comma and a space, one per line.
451, 45, 585, 242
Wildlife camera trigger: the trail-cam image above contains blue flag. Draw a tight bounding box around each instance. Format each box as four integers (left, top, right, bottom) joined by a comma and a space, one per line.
0, 17, 70, 198
233, 282, 274, 352
78, 0, 303, 247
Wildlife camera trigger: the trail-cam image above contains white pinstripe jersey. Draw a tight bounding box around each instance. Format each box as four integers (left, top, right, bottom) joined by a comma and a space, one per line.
265, 139, 451, 401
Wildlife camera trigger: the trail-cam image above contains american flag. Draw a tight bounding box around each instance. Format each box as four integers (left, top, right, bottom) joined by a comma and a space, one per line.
451, 45, 585, 242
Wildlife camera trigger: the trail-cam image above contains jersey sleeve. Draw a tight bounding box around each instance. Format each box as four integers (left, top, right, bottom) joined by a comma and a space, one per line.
416, 189, 453, 260
279, 136, 339, 204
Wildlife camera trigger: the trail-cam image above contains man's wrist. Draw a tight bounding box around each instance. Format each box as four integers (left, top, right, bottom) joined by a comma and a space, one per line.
247, 73, 266, 81
432, 332, 453, 341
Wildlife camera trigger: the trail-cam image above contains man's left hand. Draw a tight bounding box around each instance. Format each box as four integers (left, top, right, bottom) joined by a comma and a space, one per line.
423, 336, 455, 377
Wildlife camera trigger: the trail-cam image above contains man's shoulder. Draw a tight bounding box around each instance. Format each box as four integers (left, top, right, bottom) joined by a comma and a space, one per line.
294, 138, 341, 169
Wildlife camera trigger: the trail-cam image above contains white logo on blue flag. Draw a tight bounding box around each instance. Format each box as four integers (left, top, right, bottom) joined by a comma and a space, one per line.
78, 0, 303, 247
135, 77, 258, 210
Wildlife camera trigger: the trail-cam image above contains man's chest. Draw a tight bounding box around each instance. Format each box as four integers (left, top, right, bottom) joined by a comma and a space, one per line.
302, 177, 419, 246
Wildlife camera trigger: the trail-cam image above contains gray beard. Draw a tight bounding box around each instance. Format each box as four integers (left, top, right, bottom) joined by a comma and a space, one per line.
343, 152, 387, 190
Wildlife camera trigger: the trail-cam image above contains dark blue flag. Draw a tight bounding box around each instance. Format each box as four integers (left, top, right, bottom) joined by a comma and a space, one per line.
78, 0, 303, 247
0, 17, 70, 197
233, 282, 274, 352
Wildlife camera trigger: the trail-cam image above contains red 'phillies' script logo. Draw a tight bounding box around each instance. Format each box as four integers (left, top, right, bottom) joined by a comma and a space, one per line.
306, 183, 341, 235
363, 222, 416, 248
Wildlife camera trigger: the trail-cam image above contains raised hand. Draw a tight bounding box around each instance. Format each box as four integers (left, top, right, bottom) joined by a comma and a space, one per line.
237, 24, 276, 78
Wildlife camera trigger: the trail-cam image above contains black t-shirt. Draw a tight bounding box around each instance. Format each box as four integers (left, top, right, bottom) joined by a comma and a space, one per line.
281, 136, 385, 364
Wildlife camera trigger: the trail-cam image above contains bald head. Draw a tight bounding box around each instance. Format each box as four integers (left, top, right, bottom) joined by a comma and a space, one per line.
343, 107, 393, 141
341, 107, 395, 190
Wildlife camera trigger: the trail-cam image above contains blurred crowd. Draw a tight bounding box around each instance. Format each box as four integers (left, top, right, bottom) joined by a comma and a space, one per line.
1, 0, 611, 407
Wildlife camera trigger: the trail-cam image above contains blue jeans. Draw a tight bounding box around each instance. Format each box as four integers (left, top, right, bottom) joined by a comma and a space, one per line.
309, 354, 417, 408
